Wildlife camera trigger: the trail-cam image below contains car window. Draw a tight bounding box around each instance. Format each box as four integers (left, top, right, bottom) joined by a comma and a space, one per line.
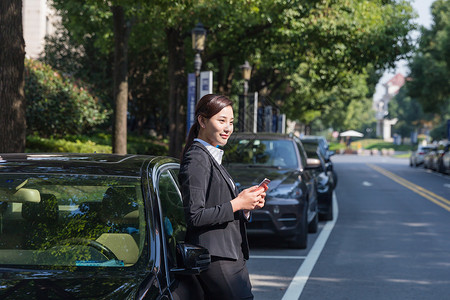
302, 143, 320, 159
224, 139, 299, 169
0, 174, 145, 268
157, 169, 186, 270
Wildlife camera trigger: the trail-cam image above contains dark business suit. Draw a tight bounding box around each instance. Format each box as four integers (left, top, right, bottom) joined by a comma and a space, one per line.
179, 141, 252, 300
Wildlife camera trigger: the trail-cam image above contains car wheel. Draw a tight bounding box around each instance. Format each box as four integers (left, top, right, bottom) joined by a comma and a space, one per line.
332, 170, 338, 188
308, 210, 318, 233
320, 199, 333, 221
289, 204, 308, 249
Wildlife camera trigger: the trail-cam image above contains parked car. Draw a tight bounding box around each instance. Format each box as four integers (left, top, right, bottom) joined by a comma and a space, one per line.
410, 145, 436, 167
300, 135, 337, 187
0, 153, 208, 299
424, 147, 440, 170
223, 133, 319, 249
301, 141, 335, 221
438, 143, 450, 174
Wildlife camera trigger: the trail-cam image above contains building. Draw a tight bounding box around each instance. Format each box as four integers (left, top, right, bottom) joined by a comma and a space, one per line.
22, 0, 58, 59
374, 73, 405, 141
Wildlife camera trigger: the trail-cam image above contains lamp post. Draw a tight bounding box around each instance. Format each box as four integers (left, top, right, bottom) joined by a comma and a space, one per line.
240, 60, 252, 96
191, 23, 206, 102
239, 61, 252, 132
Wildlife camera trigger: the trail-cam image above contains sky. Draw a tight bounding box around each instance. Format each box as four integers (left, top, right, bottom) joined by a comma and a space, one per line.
373, 0, 434, 102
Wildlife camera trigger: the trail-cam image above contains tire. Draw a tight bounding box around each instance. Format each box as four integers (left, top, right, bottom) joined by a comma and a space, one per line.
438, 161, 445, 173
289, 204, 308, 249
308, 210, 318, 233
320, 198, 333, 221
332, 169, 338, 188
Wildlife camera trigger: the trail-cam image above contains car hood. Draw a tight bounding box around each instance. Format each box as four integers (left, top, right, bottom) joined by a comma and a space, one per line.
0, 267, 146, 299
225, 165, 301, 198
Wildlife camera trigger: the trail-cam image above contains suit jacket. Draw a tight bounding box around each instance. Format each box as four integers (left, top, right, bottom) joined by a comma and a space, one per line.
179, 141, 249, 260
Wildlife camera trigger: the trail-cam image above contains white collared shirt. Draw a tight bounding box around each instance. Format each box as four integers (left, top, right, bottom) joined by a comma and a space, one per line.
194, 138, 224, 165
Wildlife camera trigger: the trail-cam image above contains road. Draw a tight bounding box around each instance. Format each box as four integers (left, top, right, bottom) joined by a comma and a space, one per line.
247, 154, 450, 300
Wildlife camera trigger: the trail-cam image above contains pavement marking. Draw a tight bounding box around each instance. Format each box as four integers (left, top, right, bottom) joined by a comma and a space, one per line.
362, 181, 373, 186
368, 164, 450, 212
281, 192, 339, 300
250, 255, 306, 260
444, 183, 450, 189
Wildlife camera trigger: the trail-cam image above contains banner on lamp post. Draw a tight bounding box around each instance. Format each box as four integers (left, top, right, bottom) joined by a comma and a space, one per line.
187, 73, 196, 134
199, 71, 213, 99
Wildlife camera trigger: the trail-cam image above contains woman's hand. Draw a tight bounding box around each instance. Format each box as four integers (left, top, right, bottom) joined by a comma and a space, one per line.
231, 186, 266, 212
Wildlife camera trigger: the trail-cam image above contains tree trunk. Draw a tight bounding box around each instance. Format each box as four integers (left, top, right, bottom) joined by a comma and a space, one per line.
0, 0, 26, 153
166, 27, 186, 159
112, 6, 131, 154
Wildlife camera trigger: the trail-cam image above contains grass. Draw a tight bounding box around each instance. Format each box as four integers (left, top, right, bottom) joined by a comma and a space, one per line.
330, 138, 414, 157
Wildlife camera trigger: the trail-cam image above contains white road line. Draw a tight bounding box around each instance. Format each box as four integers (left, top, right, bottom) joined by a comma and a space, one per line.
281, 192, 339, 300
250, 255, 306, 260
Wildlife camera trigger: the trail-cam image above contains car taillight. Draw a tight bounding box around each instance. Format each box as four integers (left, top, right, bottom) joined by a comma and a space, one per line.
418, 152, 425, 155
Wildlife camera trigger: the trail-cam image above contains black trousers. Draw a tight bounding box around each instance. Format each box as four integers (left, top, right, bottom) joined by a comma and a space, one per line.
198, 254, 253, 300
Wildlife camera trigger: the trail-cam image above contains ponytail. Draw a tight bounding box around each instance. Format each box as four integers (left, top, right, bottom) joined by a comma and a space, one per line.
181, 121, 200, 161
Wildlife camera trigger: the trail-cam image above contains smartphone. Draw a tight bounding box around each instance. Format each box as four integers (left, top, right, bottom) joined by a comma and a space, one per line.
258, 178, 270, 189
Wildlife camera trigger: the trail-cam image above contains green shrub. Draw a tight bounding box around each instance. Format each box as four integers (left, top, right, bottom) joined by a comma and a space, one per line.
26, 133, 169, 156
24, 59, 110, 137
26, 135, 111, 153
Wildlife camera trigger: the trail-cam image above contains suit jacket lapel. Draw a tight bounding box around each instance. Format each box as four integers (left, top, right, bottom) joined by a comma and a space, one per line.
194, 142, 238, 198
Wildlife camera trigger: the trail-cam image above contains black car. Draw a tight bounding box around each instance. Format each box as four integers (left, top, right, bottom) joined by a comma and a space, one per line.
0, 153, 209, 299
300, 141, 334, 221
223, 133, 319, 249
300, 135, 337, 187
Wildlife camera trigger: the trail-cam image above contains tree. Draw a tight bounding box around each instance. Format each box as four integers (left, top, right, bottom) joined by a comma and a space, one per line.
0, 0, 26, 153
112, 5, 132, 154
45, 0, 416, 153
407, 0, 450, 118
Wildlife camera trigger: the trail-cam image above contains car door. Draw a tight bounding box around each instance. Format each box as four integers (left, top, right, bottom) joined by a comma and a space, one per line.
155, 165, 204, 300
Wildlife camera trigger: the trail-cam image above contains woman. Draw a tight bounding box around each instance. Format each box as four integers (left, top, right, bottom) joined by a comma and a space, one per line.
179, 94, 266, 300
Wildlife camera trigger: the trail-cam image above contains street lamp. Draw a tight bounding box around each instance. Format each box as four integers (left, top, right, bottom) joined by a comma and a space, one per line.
239, 61, 252, 132
191, 23, 206, 101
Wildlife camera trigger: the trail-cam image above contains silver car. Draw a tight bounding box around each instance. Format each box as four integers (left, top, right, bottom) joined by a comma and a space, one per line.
410, 145, 436, 167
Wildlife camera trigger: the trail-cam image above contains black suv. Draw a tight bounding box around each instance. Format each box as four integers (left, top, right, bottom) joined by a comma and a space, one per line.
0, 153, 208, 299
223, 133, 319, 249
300, 135, 337, 187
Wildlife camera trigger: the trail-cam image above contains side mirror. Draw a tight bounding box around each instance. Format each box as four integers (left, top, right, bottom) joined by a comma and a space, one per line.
327, 150, 335, 157
305, 158, 321, 169
171, 243, 211, 275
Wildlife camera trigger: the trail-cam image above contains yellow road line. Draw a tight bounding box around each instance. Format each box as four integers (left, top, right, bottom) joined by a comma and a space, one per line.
367, 164, 450, 212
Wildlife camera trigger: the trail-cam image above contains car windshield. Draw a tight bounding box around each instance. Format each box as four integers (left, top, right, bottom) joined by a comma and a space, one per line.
224, 139, 298, 169
0, 174, 145, 268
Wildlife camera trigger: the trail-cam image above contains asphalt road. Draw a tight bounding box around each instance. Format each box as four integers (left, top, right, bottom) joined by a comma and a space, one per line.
247, 154, 450, 300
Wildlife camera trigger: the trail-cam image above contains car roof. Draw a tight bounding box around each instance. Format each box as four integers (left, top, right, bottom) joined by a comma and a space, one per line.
229, 132, 295, 140
0, 153, 176, 177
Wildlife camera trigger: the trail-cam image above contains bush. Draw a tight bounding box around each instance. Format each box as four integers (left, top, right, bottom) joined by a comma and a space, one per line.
26, 133, 169, 156
24, 59, 110, 137
26, 135, 111, 153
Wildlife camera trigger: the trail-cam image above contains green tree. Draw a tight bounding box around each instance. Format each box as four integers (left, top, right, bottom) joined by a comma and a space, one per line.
389, 86, 433, 142
44, 0, 416, 156
0, 0, 26, 152
407, 0, 450, 117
